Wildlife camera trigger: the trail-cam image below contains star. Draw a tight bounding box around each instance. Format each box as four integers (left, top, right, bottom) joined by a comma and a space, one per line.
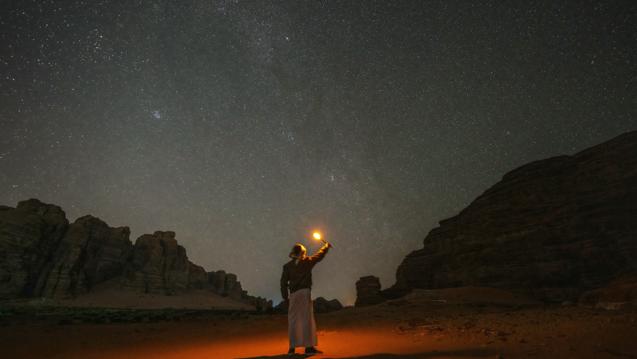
1, 1, 635, 305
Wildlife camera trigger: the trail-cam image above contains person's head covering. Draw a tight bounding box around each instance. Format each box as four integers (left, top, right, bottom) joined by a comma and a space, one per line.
289, 243, 307, 259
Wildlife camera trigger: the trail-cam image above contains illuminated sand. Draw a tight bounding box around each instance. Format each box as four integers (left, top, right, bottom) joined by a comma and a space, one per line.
2, 289, 636, 359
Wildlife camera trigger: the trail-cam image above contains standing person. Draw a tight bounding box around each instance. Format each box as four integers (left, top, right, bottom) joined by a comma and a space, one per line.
280, 241, 331, 355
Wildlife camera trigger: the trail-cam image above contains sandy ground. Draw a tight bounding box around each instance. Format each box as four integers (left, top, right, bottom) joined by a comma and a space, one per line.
1, 288, 636, 359
44, 279, 256, 310
56, 288, 255, 310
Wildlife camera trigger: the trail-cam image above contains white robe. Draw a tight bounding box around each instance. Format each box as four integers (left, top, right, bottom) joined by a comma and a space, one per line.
288, 288, 317, 348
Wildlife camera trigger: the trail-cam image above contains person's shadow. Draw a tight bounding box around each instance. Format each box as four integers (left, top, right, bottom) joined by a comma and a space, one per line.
237, 347, 496, 359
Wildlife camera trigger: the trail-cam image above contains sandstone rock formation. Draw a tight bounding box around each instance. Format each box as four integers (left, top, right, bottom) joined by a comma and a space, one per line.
313, 296, 343, 313
209, 270, 227, 294
391, 131, 637, 302
124, 231, 207, 295
0, 199, 271, 311
206, 270, 250, 300
0, 199, 68, 298
244, 295, 273, 312
223, 273, 243, 300
355, 276, 385, 306
41, 215, 132, 298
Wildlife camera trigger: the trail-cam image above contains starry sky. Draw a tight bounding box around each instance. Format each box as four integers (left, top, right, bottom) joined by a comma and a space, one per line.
1, 1, 636, 305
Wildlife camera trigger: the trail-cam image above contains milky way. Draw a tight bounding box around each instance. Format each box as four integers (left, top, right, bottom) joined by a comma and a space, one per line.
1, 1, 636, 304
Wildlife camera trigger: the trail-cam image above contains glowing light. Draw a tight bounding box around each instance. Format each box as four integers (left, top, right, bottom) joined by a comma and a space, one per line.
313, 232, 322, 240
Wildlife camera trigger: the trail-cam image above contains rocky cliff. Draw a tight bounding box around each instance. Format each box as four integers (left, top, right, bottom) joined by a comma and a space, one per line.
0, 200, 271, 310
123, 230, 207, 295
392, 131, 637, 302
355, 276, 385, 307
42, 215, 132, 298
0, 199, 69, 298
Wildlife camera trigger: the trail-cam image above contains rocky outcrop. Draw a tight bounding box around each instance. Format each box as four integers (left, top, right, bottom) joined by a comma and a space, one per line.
41, 215, 132, 297
0, 199, 269, 310
0, 199, 68, 298
224, 273, 243, 300
188, 263, 208, 290
313, 297, 343, 313
206, 270, 244, 299
579, 277, 637, 310
124, 231, 206, 295
273, 300, 287, 313
243, 294, 273, 312
355, 276, 385, 306
209, 270, 227, 294
392, 131, 637, 302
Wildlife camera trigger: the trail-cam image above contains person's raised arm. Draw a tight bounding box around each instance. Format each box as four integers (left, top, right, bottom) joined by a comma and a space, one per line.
308, 242, 331, 265
280, 265, 289, 301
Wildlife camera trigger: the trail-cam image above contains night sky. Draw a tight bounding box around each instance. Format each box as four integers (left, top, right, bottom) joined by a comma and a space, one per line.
1, 1, 635, 305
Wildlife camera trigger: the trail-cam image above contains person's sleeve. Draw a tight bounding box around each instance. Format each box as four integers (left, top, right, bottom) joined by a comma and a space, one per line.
280, 265, 289, 300
308, 243, 331, 265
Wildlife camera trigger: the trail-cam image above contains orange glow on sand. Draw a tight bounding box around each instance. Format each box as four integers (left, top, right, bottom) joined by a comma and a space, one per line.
313, 232, 322, 240
4, 303, 637, 359
3, 323, 467, 359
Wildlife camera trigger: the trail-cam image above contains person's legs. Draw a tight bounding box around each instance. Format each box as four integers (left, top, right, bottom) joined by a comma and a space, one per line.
288, 293, 298, 352
303, 289, 320, 354
289, 289, 321, 354
288, 302, 295, 354
301, 290, 317, 347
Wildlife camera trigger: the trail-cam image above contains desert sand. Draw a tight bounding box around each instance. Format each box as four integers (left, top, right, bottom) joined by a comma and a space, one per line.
1, 288, 636, 359
56, 286, 255, 311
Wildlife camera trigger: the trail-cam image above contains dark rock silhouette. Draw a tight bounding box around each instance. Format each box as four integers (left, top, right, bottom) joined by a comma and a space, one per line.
389, 131, 637, 302
42, 215, 131, 298
273, 299, 287, 313
123, 230, 206, 295
579, 276, 637, 309
0, 199, 69, 298
313, 296, 343, 313
273, 296, 343, 314
0, 199, 271, 311
355, 276, 385, 306
223, 272, 243, 300
209, 270, 227, 294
